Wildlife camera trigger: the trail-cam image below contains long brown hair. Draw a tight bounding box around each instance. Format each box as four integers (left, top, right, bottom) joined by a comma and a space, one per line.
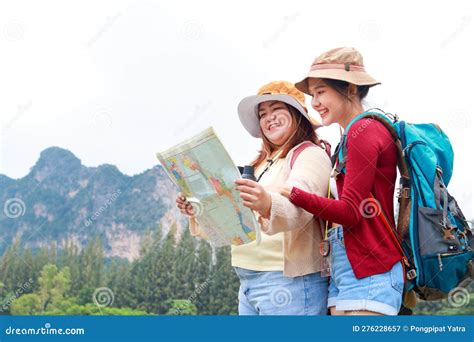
250, 103, 320, 167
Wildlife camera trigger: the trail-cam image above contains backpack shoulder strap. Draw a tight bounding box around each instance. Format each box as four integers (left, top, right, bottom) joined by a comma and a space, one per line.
319, 139, 332, 157
369, 192, 415, 281
334, 110, 410, 181
290, 140, 333, 169
290, 141, 316, 169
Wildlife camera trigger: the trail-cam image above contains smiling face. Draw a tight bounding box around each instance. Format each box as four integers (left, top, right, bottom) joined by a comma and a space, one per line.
307, 78, 353, 127
257, 100, 295, 146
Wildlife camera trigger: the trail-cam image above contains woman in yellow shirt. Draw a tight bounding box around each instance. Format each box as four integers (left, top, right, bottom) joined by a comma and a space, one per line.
176, 81, 332, 315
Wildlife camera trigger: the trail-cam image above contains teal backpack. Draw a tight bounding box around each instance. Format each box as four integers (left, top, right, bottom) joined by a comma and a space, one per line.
333, 109, 473, 301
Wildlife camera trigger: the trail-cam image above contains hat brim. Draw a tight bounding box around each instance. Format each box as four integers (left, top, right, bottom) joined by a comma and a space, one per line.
295, 69, 381, 95
238, 94, 320, 138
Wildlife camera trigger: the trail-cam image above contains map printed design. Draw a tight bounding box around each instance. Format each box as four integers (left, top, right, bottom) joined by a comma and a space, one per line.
157, 127, 260, 247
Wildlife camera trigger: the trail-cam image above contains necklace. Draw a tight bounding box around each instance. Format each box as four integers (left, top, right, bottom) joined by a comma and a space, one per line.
256, 149, 284, 182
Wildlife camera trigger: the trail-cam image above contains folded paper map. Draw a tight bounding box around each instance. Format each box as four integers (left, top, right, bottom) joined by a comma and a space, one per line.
156, 127, 261, 247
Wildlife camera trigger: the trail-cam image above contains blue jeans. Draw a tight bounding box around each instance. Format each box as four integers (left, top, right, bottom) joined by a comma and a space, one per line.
234, 267, 328, 315
327, 225, 403, 315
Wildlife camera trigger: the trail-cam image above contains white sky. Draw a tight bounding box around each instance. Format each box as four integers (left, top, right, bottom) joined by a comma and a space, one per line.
1, 0, 473, 218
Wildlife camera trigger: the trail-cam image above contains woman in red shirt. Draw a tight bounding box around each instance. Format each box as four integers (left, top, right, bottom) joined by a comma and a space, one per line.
281, 47, 404, 316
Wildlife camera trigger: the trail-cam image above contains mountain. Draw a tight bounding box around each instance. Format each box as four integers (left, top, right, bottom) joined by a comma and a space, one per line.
0, 147, 185, 260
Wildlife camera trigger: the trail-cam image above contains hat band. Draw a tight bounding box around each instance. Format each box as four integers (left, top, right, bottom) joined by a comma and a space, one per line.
310, 63, 366, 72
256, 92, 305, 106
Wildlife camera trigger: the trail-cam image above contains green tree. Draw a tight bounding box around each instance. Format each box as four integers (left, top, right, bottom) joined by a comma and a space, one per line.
192, 239, 212, 314
208, 246, 239, 315
10, 294, 42, 315
0, 240, 24, 291
165, 299, 197, 315
107, 261, 134, 308
59, 239, 81, 296
130, 231, 158, 312
38, 264, 71, 312
170, 229, 197, 299
148, 227, 177, 313
79, 236, 104, 290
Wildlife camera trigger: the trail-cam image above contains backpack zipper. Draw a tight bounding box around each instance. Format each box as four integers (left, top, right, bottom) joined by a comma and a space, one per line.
438, 253, 443, 271
405, 141, 428, 207
437, 252, 464, 272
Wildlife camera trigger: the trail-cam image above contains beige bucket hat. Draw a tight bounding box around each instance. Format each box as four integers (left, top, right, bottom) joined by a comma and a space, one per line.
238, 80, 321, 138
295, 47, 381, 95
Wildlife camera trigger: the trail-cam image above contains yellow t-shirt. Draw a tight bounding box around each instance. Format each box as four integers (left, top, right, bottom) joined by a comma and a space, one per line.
231, 159, 285, 271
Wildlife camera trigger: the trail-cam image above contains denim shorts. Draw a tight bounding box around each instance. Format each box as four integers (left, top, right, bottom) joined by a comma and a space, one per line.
234, 267, 329, 315
327, 225, 403, 315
